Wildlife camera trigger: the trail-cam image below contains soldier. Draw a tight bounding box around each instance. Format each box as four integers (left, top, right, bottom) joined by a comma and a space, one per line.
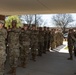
46, 27, 51, 51
38, 27, 44, 56
0, 20, 7, 75
19, 24, 30, 68
7, 20, 21, 75
41, 27, 45, 54
36, 27, 39, 52
67, 29, 75, 60
59, 30, 63, 45
73, 29, 76, 56
43, 26, 47, 54
55, 29, 59, 47
50, 29, 56, 50
30, 25, 38, 61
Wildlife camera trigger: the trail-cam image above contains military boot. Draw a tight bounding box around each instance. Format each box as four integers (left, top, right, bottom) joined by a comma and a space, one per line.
22, 62, 26, 68
12, 67, 16, 75
32, 54, 36, 61
7, 68, 13, 74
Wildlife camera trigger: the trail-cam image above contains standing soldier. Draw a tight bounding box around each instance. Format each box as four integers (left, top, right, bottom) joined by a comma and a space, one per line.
50, 29, 56, 50
0, 20, 7, 75
30, 25, 38, 61
67, 29, 74, 60
47, 27, 51, 51
55, 29, 59, 47
19, 24, 30, 68
41, 27, 45, 54
7, 20, 21, 75
60, 30, 63, 45
38, 27, 44, 56
43, 27, 47, 54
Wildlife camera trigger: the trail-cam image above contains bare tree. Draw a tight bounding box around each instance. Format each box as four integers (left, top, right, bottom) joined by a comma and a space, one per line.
34, 15, 44, 26
52, 14, 74, 33
19, 14, 45, 27
19, 15, 35, 26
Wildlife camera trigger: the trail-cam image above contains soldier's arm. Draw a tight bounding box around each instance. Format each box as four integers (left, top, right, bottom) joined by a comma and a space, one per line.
71, 33, 76, 41
4, 29, 7, 39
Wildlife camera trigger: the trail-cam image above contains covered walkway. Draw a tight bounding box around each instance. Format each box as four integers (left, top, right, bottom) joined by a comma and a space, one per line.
5, 42, 76, 75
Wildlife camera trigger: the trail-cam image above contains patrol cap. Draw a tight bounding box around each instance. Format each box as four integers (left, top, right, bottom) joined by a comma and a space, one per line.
0, 20, 5, 24
44, 26, 46, 28
39, 27, 42, 30
23, 24, 28, 27
69, 29, 73, 31
32, 24, 36, 27
47, 27, 49, 29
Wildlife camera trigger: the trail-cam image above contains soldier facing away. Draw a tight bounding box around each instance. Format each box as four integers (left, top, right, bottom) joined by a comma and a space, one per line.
0, 20, 7, 75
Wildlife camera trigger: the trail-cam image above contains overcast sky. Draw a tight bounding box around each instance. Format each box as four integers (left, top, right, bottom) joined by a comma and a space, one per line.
41, 13, 76, 27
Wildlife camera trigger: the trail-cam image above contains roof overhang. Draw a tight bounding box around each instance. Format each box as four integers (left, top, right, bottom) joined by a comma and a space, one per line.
0, 0, 76, 15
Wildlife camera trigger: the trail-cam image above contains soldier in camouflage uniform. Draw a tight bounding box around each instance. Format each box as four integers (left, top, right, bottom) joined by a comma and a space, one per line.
50, 29, 56, 50
0, 20, 7, 75
67, 29, 74, 60
30, 25, 38, 61
43, 27, 47, 54
19, 24, 30, 68
59, 30, 63, 45
55, 29, 59, 47
46, 27, 51, 51
7, 20, 21, 75
38, 27, 44, 56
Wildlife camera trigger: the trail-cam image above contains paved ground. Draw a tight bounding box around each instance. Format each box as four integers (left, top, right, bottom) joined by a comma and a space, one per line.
5, 41, 76, 75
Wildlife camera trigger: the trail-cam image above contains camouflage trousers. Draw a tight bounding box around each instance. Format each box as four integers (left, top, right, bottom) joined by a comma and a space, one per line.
51, 42, 56, 50
20, 46, 29, 64
0, 49, 6, 75
68, 45, 73, 58
56, 41, 59, 47
43, 41, 47, 53
47, 40, 50, 51
9, 48, 19, 68
31, 44, 38, 60
38, 42, 44, 56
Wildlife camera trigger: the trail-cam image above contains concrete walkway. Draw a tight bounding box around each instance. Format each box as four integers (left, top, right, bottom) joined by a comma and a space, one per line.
5, 42, 76, 75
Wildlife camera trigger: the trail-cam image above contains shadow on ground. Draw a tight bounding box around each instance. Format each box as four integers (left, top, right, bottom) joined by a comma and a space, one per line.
5, 45, 76, 75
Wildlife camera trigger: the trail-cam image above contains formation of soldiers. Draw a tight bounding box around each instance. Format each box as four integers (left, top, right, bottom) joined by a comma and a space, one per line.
0, 20, 63, 75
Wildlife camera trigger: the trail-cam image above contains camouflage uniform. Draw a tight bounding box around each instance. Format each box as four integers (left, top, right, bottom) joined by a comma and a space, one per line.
19, 28, 30, 67
0, 28, 7, 75
50, 29, 56, 50
43, 27, 47, 53
55, 30, 59, 47
46, 28, 51, 51
8, 27, 21, 68
68, 29, 74, 60
38, 27, 44, 56
60, 32, 63, 45
42, 28, 45, 53
30, 26, 38, 61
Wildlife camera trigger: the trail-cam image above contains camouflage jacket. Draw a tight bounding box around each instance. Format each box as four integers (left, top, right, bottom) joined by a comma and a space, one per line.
30, 30, 38, 45
8, 28, 21, 48
20, 29, 30, 46
0, 28, 7, 47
